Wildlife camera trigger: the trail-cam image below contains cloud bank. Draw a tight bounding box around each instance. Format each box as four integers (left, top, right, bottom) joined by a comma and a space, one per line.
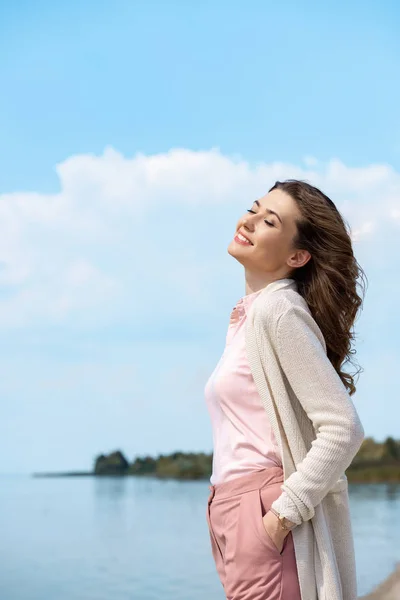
0, 147, 399, 329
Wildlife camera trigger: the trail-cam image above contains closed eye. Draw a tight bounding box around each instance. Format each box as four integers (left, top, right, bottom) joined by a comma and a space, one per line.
246, 209, 274, 227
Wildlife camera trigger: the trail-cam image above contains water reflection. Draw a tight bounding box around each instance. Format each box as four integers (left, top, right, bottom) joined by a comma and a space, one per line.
349, 482, 400, 500
94, 476, 129, 501
384, 483, 400, 500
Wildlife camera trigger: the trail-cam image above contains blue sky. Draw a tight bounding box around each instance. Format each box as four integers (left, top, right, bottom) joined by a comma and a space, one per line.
0, 1, 399, 473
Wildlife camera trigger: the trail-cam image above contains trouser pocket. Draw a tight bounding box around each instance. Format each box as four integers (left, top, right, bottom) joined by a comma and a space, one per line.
206, 497, 224, 567
257, 486, 290, 556
226, 487, 284, 600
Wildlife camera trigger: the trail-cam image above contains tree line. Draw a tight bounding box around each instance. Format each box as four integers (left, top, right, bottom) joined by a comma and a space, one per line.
93, 437, 400, 482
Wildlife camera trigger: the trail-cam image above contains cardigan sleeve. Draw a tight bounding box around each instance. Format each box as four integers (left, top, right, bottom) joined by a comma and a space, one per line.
269, 303, 365, 526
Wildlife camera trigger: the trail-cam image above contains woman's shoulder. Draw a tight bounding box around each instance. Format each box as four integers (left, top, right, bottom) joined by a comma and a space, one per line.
254, 281, 310, 319
252, 284, 326, 350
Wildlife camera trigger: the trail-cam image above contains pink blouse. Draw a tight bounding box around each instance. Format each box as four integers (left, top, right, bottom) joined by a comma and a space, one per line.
205, 288, 282, 485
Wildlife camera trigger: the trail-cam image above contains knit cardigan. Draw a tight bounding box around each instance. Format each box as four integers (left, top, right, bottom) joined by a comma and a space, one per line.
245, 277, 364, 600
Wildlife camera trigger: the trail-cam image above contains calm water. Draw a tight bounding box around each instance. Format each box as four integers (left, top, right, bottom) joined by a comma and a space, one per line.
0, 476, 399, 600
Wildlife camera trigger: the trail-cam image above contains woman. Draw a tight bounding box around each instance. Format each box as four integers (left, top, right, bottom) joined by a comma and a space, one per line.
204, 180, 366, 600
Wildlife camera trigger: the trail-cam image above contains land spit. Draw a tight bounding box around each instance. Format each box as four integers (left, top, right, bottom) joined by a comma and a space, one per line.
360, 564, 400, 600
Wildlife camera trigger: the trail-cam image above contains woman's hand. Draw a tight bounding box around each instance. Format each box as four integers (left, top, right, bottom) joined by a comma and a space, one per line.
262, 510, 291, 553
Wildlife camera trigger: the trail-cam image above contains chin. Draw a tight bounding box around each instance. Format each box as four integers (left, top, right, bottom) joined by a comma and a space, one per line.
227, 240, 237, 256
227, 241, 245, 265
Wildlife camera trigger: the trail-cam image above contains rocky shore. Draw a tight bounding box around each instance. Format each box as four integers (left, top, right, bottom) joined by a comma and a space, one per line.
360, 564, 400, 599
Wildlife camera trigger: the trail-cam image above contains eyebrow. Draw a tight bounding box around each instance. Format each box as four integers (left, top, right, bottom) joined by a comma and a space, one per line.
254, 200, 283, 224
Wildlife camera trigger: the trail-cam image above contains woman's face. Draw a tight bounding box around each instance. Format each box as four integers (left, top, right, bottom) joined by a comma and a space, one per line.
227, 189, 311, 278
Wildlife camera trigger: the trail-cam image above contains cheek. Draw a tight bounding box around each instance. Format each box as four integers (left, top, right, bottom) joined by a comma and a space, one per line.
257, 230, 279, 251
255, 231, 288, 260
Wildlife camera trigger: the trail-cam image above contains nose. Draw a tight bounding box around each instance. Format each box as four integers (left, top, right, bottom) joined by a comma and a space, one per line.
242, 218, 254, 231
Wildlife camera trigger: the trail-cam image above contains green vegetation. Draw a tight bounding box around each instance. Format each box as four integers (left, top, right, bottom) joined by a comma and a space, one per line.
94, 451, 129, 475
93, 437, 400, 482
129, 452, 213, 480
346, 436, 400, 483
93, 450, 212, 479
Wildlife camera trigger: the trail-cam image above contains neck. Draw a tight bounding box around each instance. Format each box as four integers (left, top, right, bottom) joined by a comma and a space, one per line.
244, 270, 291, 296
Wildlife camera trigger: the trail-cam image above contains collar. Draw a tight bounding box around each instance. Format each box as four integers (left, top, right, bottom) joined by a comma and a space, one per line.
260, 277, 297, 297
232, 278, 297, 320
241, 289, 263, 315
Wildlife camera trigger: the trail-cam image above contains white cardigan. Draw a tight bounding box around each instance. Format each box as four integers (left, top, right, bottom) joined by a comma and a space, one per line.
245, 278, 364, 600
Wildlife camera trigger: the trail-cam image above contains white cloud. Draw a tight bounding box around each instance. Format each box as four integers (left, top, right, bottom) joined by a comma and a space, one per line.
0, 147, 399, 329
303, 155, 319, 167
350, 221, 375, 242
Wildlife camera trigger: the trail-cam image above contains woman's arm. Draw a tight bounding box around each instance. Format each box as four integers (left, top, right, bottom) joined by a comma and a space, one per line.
265, 303, 365, 526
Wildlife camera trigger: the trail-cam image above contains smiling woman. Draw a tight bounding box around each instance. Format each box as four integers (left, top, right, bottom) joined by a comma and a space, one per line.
205, 179, 367, 600
229, 179, 366, 395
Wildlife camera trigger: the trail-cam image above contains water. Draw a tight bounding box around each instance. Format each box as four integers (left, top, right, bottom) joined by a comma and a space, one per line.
0, 476, 399, 600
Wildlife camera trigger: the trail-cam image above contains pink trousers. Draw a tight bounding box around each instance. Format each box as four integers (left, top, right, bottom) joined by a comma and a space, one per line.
206, 466, 302, 600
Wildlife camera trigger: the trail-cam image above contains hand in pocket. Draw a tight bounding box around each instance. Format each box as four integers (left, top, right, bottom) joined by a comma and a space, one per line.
262, 510, 289, 554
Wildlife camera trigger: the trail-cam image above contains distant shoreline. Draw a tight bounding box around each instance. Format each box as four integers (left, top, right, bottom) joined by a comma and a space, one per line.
32, 438, 400, 483
32, 471, 94, 478
32, 470, 210, 479
32, 471, 400, 484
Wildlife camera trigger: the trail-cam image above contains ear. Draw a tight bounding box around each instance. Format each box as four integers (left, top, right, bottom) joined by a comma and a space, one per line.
287, 249, 311, 269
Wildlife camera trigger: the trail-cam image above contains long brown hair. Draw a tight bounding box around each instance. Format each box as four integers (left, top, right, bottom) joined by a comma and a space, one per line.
269, 179, 368, 396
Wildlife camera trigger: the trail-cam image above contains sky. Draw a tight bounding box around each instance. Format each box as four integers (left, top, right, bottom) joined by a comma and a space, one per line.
0, 0, 399, 474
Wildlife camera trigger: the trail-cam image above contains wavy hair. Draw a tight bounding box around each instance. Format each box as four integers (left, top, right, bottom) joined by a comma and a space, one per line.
269, 179, 368, 396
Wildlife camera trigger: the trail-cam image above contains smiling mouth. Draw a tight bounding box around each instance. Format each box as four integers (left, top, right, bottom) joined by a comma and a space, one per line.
234, 232, 253, 245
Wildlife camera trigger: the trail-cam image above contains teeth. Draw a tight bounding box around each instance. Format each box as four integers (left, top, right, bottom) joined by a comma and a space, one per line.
238, 233, 251, 244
